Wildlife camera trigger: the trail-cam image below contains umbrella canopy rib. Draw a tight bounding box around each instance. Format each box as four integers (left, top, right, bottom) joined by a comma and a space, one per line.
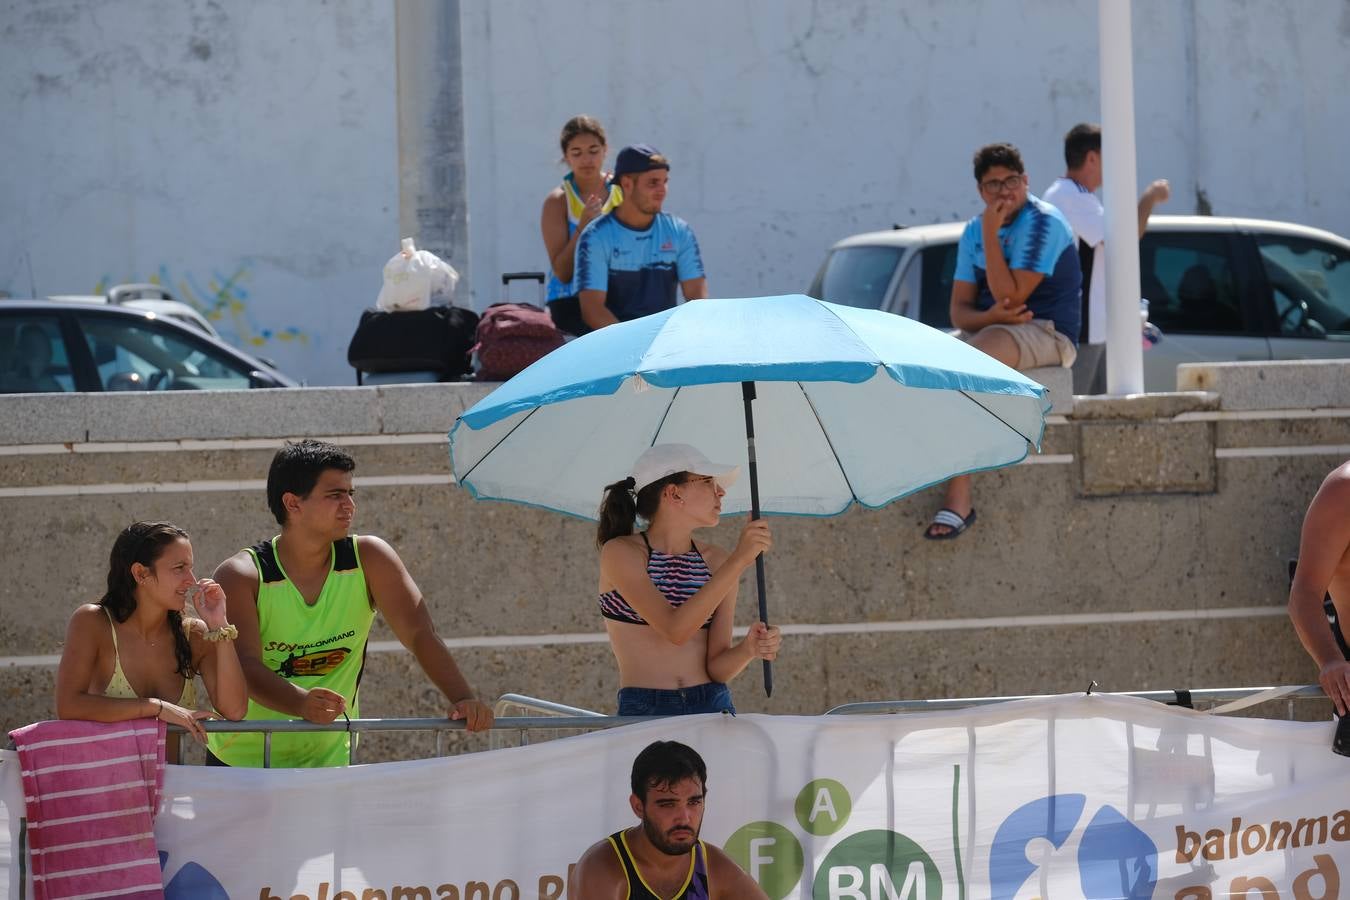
646, 384, 684, 451
956, 389, 1037, 446
456, 404, 543, 485
794, 379, 860, 504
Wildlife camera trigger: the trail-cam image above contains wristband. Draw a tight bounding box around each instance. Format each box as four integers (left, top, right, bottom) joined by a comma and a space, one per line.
204, 623, 239, 642
152, 698, 163, 720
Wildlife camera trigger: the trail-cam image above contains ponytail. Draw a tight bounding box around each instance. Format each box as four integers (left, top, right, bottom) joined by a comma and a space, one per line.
596, 472, 690, 547
597, 477, 638, 546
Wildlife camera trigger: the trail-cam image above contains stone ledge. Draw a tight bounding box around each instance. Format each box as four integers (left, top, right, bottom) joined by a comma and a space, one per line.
1069, 391, 1219, 421
1178, 360, 1350, 411
1078, 420, 1216, 495
0, 383, 504, 445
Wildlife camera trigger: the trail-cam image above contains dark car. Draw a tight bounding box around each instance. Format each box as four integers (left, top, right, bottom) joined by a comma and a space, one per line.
0, 300, 297, 393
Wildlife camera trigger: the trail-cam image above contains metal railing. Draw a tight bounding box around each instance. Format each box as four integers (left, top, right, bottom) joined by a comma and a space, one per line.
13, 686, 1324, 766
824, 685, 1325, 717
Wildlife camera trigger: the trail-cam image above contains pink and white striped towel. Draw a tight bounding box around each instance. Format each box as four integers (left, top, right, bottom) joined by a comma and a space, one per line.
9, 719, 166, 900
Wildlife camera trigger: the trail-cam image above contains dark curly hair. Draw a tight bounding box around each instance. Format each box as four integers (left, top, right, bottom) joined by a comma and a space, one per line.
100, 521, 194, 679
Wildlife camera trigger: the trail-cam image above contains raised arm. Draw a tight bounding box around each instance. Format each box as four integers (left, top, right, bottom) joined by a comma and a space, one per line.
602, 521, 771, 647
1137, 179, 1170, 238
980, 202, 1046, 306
189, 578, 248, 720
359, 535, 494, 731
703, 545, 781, 684
1288, 466, 1350, 714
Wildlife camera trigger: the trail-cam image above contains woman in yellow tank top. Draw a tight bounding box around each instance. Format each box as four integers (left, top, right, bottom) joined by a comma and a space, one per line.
55, 521, 248, 747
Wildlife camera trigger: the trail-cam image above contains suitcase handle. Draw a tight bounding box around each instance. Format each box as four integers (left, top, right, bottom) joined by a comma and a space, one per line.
501, 271, 547, 304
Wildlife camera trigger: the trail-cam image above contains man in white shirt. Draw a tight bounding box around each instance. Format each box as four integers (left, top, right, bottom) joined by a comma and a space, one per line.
1043, 123, 1170, 393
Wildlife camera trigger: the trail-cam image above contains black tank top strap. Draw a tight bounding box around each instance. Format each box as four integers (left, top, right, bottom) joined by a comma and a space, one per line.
608, 831, 652, 898
640, 531, 653, 557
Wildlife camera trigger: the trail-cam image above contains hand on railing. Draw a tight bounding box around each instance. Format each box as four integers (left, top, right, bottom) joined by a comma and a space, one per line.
451, 697, 495, 732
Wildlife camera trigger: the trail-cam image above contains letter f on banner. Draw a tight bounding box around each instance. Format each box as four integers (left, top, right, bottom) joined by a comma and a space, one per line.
749, 837, 776, 881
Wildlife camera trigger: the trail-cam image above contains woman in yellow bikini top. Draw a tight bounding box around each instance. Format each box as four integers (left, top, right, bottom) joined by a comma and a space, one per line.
55, 521, 249, 748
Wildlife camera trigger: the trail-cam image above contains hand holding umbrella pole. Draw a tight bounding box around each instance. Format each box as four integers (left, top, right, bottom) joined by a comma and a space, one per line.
741, 381, 772, 697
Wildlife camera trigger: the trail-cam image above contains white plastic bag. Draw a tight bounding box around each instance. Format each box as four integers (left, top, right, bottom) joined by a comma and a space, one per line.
376, 238, 461, 312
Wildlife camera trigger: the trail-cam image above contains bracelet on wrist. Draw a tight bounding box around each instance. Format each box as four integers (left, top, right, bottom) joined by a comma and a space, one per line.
204, 623, 238, 642
152, 698, 163, 720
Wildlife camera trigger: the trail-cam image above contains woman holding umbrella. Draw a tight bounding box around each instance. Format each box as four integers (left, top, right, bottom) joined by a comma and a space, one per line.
596, 444, 781, 715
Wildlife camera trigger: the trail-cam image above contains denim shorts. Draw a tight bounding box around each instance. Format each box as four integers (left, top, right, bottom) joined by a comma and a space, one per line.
617, 682, 736, 716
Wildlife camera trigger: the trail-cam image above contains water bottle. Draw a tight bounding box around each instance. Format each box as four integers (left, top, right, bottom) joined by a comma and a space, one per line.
1140, 298, 1161, 348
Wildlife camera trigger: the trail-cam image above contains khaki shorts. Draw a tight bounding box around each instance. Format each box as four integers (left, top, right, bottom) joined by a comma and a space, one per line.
958, 319, 1077, 370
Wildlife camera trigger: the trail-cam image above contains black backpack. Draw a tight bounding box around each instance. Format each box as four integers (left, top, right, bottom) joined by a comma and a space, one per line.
347, 306, 479, 384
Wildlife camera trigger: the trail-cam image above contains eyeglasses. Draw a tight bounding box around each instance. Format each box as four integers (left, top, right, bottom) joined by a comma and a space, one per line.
980, 174, 1026, 194
682, 475, 717, 487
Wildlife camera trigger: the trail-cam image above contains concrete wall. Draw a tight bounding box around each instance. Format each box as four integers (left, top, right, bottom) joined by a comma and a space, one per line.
0, 0, 398, 386
4, 2, 1347, 385
3, 363, 1348, 761
461, 0, 1350, 307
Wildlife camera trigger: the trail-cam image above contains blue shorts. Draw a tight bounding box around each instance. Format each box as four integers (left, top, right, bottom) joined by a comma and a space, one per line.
617, 682, 735, 716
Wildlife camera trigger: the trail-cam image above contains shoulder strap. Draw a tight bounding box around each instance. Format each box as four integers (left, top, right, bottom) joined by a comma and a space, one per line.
609, 830, 652, 900
640, 531, 653, 558
102, 605, 119, 651
250, 539, 285, 584
333, 536, 358, 573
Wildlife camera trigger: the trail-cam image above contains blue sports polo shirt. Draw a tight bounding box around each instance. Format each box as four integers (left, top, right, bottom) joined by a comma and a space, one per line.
954, 193, 1082, 343
574, 211, 705, 322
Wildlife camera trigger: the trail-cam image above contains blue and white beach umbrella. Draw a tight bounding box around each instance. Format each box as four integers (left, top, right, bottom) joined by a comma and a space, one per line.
450, 294, 1050, 692
450, 294, 1049, 519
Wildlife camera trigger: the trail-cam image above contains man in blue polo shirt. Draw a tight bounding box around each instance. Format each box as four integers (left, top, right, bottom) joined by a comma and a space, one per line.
574, 144, 707, 331
924, 141, 1082, 540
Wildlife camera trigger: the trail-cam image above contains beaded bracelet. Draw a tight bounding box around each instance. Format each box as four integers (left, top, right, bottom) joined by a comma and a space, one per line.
204, 623, 239, 642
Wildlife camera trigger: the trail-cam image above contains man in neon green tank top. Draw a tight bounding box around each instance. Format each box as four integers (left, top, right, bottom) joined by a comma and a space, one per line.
206, 440, 493, 767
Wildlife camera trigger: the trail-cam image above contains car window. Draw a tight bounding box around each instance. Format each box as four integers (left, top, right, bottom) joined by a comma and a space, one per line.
1255, 236, 1350, 337
0, 315, 75, 393
79, 316, 254, 391
813, 246, 902, 310
1139, 233, 1246, 334
918, 243, 957, 329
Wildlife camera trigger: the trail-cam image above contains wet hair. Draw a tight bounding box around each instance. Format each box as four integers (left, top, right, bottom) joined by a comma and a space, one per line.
267, 439, 356, 526
100, 522, 194, 678
973, 142, 1025, 182
1063, 122, 1102, 170
559, 115, 607, 158
596, 471, 689, 546
631, 740, 707, 801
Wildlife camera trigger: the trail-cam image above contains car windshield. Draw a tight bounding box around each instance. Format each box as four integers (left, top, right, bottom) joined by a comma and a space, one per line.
810, 246, 902, 310
80, 316, 254, 390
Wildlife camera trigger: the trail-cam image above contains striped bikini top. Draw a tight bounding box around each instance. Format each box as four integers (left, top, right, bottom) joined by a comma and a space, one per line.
598, 533, 714, 629
606, 829, 709, 900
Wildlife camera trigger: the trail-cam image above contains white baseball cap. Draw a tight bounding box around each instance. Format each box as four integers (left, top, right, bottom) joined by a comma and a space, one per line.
631, 444, 740, 494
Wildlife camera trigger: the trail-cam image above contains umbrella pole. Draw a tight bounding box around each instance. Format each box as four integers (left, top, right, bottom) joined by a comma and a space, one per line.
740, 381, 773, 697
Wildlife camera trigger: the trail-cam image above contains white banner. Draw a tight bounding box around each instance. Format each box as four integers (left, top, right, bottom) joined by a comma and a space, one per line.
4, 693, 1349, 899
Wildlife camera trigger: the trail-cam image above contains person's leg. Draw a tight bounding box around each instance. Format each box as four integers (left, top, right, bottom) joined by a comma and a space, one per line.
925, 328, 1021, 538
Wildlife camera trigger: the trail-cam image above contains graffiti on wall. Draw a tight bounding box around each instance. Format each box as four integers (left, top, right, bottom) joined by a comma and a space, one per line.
93, 264, 308, 349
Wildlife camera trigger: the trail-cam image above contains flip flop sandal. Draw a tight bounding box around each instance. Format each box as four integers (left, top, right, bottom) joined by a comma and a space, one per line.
923, 507, 976, 540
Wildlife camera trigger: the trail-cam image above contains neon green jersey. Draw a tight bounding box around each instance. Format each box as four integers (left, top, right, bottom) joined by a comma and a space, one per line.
207, 536, 375, 768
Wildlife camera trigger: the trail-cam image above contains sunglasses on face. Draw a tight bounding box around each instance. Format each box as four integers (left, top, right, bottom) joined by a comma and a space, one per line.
980, 174, 1026, 194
